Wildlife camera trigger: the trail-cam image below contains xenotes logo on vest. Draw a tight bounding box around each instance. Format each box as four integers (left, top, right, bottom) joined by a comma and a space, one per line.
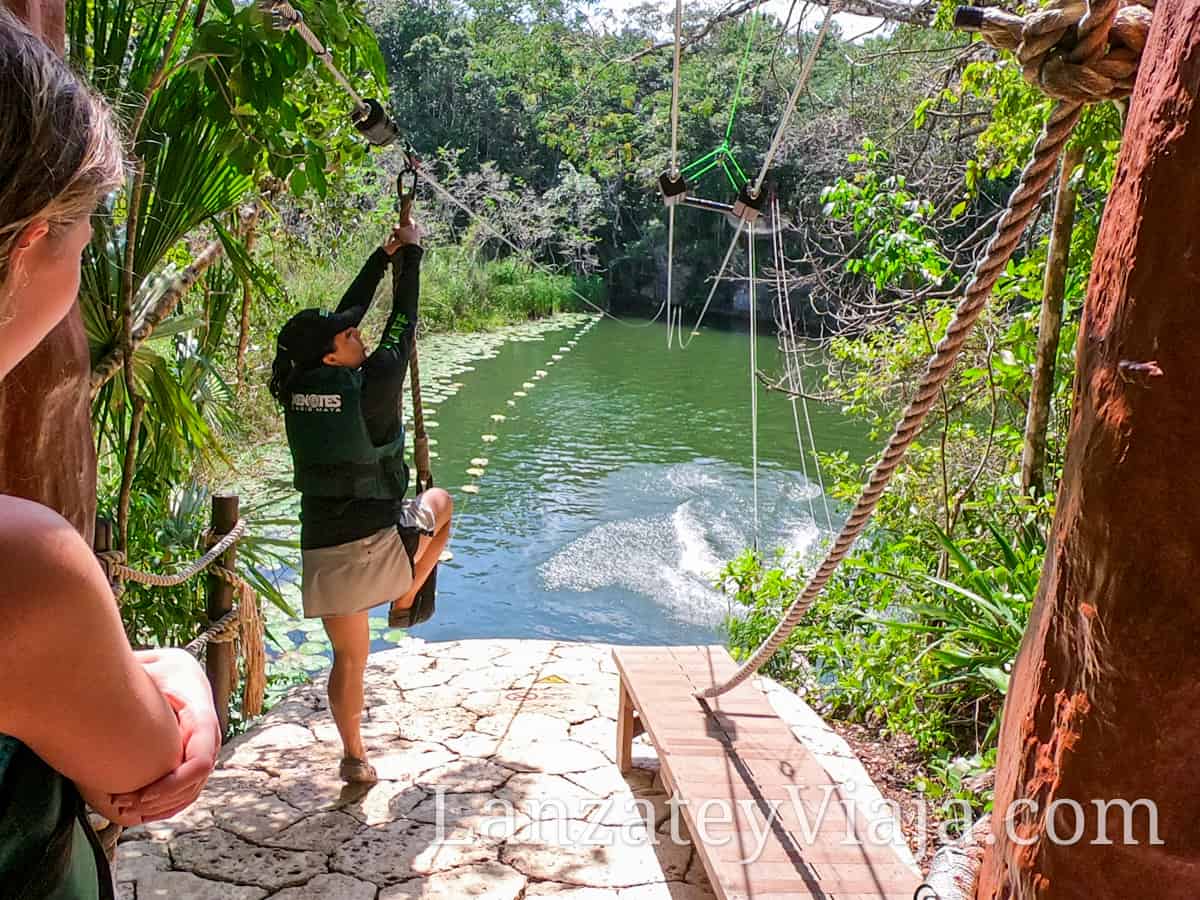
291, 393, 343, 412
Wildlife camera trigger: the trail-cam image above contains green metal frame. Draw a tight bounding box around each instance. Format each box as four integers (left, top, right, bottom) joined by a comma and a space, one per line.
676, 14, 759, 194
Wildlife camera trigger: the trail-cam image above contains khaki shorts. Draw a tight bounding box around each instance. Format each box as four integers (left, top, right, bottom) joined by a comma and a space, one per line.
301, 496, 436, 619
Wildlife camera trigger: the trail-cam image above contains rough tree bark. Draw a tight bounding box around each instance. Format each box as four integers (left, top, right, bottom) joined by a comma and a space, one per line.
0, 0, 96, 543
1020, 144, 1083, 498
979, 3, 1200, 897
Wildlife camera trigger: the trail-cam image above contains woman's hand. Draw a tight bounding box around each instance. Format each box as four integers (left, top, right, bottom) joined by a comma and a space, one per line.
109, 649, 221, 823
383, 219, 423, 255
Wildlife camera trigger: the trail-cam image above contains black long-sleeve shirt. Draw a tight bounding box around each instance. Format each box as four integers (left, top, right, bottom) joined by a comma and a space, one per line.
299, 244, 424, 550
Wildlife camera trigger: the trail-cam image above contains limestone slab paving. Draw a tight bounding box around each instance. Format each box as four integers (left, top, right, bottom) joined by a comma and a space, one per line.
117, 639, 912, 898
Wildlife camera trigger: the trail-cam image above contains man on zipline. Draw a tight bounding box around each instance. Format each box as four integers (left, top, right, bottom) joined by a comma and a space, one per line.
269, 218, 452, 784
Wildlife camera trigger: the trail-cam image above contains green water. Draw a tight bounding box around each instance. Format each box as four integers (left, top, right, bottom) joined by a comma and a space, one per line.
254, 312, 870, 666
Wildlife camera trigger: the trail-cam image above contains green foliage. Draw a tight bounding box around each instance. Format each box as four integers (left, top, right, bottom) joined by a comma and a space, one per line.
109, 483, 298, 649
821, 141, 950, 292
722, 515, 1042, 758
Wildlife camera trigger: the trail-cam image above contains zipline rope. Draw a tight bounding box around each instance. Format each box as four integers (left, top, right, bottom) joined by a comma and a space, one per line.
748, 220, 760, 549
671, 5, 838, 348
669, 0, 683, 177
749, 4, 835, 197
698, 0, 1124, 700
770, 197, 819, 530
772, 195, 832, 530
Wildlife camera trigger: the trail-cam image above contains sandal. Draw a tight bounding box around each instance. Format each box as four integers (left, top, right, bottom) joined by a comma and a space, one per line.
339, 756, 379, 784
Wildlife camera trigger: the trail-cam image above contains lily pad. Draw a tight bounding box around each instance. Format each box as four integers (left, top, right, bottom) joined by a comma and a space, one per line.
382, 629, 407, 643
299, 641, 329, 656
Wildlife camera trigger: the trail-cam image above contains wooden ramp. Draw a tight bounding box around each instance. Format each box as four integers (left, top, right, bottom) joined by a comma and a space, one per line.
614, 645, 921, 900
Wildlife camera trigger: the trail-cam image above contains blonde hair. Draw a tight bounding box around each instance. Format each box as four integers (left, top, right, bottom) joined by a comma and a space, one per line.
0, 7, 124, 286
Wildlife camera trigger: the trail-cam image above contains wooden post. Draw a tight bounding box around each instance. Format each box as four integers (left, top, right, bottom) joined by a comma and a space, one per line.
93, 517, 117, 600
616, 678, 636, 773
93, 517, 112, 556
206, 494, 238, 736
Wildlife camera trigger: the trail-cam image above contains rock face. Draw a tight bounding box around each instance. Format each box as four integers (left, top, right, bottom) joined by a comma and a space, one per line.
0, 1, 93, 540
978, 4, 1200, 897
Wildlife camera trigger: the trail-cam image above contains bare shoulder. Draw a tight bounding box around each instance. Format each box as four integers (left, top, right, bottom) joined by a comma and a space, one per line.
0, 496, 111, 636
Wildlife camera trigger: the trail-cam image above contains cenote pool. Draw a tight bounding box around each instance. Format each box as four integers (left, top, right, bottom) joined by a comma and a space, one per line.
241, 312, 871, 672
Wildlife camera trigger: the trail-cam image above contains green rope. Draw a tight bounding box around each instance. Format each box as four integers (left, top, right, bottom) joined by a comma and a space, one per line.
724, 13, 760, 141
677, 14, 759, 193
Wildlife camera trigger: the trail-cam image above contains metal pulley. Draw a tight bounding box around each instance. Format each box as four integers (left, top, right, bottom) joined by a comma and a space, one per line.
659, 170, 689, 207
352, 98, 400, 147
731, 182, 767, 223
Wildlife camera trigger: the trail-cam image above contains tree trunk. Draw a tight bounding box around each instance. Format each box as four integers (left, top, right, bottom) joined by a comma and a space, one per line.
1020, 144, 1083, 497
0, 0, 95, 543
978, 3, 1200, 897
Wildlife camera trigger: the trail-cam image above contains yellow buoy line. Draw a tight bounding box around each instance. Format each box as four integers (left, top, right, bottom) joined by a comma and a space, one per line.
455, 314, 601, 500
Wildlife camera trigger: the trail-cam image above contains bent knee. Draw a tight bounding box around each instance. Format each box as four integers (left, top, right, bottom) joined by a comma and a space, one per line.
424, 487, 453, 524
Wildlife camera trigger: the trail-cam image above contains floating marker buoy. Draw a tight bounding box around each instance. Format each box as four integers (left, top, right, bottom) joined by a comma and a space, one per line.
490, 414, 506, 422
507, 400, 517, 406
462, 484, 480, 494
466, 467, 485, 477
482, 434, 498, 443
536, 370, 548, 377
522, 382, 534, 389
559, 346, 570, 352
552, 354, 563, 361
513, 391, 527, 397
438, 549, 454, 563
471, 457, 489, 466
426, 421, 439, 428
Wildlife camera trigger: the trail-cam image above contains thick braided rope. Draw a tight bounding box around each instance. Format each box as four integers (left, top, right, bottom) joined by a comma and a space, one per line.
964, 0, 1149, 103
184, 606, 240, 656
699, 0, 1126, 698
99, 519, 247, 588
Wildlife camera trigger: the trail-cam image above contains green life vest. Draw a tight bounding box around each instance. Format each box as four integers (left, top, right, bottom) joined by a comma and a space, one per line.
283, 365, 409, 500
0, 735, 110, 900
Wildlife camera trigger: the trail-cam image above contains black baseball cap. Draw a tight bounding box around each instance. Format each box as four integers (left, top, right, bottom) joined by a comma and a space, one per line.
276, 307, 365, 367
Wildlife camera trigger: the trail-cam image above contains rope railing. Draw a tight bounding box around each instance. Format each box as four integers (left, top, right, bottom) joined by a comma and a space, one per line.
701, 0, 1146, 700
94, 496, 266, 728
96, 518, 247, 589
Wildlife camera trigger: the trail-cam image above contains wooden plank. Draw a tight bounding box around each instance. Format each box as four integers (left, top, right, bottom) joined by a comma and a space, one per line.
614, 646, 920, 899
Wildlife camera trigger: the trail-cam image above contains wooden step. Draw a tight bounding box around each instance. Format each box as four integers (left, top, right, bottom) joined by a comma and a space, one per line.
614, 645, 920, 900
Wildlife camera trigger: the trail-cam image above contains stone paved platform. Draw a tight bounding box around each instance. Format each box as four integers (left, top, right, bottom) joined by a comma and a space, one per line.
117, 639, 915, 898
